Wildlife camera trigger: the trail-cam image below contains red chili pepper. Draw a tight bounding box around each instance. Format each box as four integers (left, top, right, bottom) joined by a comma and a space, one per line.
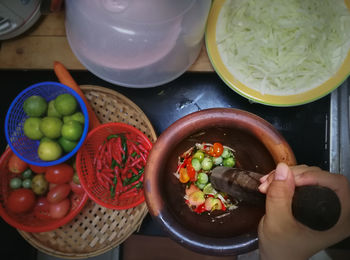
186, 158, 196, 182
101, 168, 114, 178
116, 137, 125, 155
220, 200, 226, 211
194, 203, 206, 214
130, 167, 139, 175
100, 173, 113, 185
137, 143, 149, 154
116, 167, 123, 193
96, 171, 109, 189
119, 189, 140, 200
106, 140, 113, 166
138, 152, 147, 164
130, 142, 141, 154
96, 158, 102, 171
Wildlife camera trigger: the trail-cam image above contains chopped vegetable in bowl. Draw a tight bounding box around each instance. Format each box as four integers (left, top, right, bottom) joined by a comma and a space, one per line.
216, 0, 350, 95
174, 142, 238, 214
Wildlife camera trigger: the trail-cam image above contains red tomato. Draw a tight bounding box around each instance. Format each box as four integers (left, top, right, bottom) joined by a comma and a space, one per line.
186, 159, 196, 182
47, 184, 71, 203
34, 197, 51, 220
45, 163, 74, 184
6, 188, 36, 214
29, 164, 48, 174
212, 142, 224, 157
49, 198, 70, 219
206, 143, 224, 157
69, 180, 84, 195
8, 153, 28, 174
49, 183, 58, 190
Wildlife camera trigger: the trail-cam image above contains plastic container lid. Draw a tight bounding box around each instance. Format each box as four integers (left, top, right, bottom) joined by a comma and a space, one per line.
65, 0, 211, 88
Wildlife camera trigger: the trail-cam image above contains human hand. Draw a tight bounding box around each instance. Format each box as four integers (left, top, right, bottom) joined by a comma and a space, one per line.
258, 163, 350, 260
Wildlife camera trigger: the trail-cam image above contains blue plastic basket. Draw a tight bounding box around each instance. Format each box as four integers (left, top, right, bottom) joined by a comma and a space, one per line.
5, 81, 89, 166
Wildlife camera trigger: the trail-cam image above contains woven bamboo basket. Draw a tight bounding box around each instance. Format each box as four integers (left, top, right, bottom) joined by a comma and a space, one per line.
18, 85, 157, 258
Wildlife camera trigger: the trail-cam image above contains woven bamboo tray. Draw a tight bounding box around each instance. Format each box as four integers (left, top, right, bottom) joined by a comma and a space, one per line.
18, 85, 157, 259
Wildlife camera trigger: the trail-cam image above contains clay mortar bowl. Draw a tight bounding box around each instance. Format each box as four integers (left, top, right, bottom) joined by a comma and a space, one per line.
144, 108, 296, 256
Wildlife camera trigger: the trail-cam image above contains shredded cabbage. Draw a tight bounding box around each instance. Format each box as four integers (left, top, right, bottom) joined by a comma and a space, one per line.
216, 0, 350, 95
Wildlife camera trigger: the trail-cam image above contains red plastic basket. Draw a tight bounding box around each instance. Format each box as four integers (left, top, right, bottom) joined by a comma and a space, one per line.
0, 147, 89, 233
76, 122, 152, 210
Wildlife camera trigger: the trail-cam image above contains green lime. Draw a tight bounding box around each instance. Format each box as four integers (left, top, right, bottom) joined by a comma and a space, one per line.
23, 117, 44, 140
40, 136, 56, 143
58, 136, 78, 153
63, 112, 85, 125
47, 100, 62, 118
39, 117, 63, 139
61, 120, 83, 141
203, 183, 217, 195
38, 140, 62, 161
54, 94, 78, 116
23, 95, 47, 117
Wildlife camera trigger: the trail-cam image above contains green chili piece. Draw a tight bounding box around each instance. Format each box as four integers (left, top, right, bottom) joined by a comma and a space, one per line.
126, 181, 143, 192
110, 185, 115, 198
123, 172, 142, 186
110, 175, 118, 198
107, 134, 120, 140
120, 134, 128, 164
111, 159, 121, 170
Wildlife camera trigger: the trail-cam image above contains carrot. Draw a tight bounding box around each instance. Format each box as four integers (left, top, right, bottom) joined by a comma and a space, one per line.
53, 61, 101, 130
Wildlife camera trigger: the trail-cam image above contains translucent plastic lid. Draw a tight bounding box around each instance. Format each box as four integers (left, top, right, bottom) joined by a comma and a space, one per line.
76, 0, 196, 24
66, 0, 211, 87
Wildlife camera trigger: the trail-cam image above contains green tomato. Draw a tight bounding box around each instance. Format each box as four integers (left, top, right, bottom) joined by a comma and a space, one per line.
10, 178, 22, 189
201, 157, 213, 171
223, 157, 235, 167
192, 151, 205, 162
191, 158, 201, 172
22, 169, 33, 179
221, 148, 232, 159
213, 156, 223, 165
22, 179, 32, 189
195, 181, 206, 190
197, 172, 209, 184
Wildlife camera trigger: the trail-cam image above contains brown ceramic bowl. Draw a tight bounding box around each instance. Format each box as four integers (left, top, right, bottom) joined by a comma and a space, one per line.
144, 108, 296, 256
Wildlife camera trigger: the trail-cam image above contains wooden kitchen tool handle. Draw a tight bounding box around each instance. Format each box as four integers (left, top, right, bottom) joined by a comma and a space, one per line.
292, 185, 341, 231
210, 167, 341, 231
53, 61, 101, 130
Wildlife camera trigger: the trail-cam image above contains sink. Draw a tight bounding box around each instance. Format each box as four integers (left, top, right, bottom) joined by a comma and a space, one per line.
330, 78, 350, 180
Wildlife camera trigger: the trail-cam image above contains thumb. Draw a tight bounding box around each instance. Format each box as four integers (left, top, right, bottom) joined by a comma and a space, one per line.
264, 162, 296, 224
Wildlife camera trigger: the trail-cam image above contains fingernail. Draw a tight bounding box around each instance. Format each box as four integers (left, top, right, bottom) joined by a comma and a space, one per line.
258, 181, 269, 193
259, 174, 269, 183
274, 163, 288, 181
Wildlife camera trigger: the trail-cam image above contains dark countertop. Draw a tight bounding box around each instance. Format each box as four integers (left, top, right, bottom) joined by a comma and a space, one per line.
0, 69, 333, 258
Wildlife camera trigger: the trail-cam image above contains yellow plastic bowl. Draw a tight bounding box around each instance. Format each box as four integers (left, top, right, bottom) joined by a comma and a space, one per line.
206, 0, 350, 106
